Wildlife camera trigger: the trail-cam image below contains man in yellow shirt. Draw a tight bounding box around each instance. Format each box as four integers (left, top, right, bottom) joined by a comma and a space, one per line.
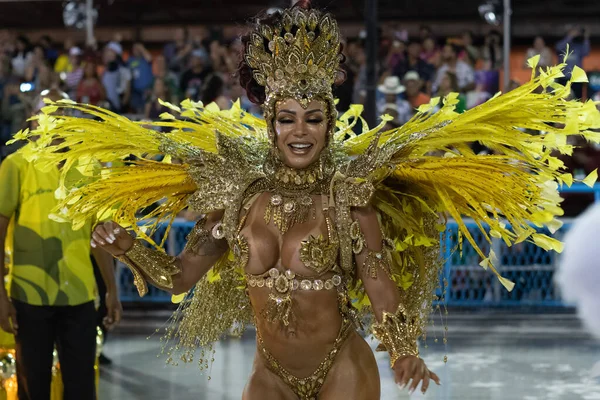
0, 89, 122, 400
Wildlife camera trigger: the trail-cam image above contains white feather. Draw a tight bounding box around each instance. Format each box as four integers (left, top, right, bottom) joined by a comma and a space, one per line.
557, 203, 600, 338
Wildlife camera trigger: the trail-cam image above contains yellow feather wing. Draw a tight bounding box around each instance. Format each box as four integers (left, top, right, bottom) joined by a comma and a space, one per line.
15, 99, 267, 243
340, 60, 600, 294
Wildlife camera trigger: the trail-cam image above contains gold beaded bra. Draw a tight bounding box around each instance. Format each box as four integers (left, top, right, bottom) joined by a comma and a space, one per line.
239, 192, 341, 327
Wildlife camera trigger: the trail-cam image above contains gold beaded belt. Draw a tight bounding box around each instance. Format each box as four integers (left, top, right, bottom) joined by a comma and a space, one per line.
247, 268, 342, 293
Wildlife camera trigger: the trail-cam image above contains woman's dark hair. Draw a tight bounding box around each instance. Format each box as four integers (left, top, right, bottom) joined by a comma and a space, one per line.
200, 74, 224, 104
237, 0, 345, 105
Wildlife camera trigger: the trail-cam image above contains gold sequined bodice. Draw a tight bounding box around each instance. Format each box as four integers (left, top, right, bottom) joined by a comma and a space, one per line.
237, 192, 339, 278
233, 192, 348, 330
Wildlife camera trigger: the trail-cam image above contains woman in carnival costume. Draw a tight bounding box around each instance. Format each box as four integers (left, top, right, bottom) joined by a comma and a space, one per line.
12, 1, 600, 398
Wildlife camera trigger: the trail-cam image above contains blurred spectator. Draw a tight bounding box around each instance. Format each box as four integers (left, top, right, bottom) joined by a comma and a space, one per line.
558, 135, 600, 216
153, 55, 180, 104
200, 74, 230, 109
460, 30, 480, 67
77, 62, 106, 106
526, 36, 553, 69
433, 44, 475, 93
163, 27, 192, 77
0, 31, 15, 60
180, 49, 212, 102
385, 40, 406, 72
128, 42, 154, 113
229, 79, 261, 116
35, 62, 60, 95
419, 25, 433, 42
376, 76, 412, 124
63, 47, 84, 99
393, 40, 434, 93
0, 58, 16, 154
353, 45, 369, 104
11, 36, 32, 79
209, 40, 236, 76
556, 26, 590, 99
191, 28, 211, 52
345, 38, 364, 77
333, 62, 356, 113
508, 79, 521, 91
144, 78, 171, 120
24, 45, 46, 86
403, 71, 431, 109
1, 80, 27, 142
333, 39, 359, 111
39, 35, 58, 67
481, 30, 503, 70
382, 103, 401, 131
436, 71, 467, 113
466, 80, 492, 109
0, 56, 9, 107
102, 42, 131, 113
54, 38, 75, 74
421, 36, 441, 68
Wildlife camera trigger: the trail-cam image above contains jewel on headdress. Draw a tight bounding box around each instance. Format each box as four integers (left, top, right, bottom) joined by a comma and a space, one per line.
282, 13, 293, 31
261, 25, 273, 40
246, 7, 340, 107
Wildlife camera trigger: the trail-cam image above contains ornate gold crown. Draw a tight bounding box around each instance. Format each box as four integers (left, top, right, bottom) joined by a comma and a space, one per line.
245, 7, 342, 109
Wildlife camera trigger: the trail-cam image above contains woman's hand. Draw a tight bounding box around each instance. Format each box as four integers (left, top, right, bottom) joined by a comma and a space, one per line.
393, 355, 440, 395
91, 221, 134, 257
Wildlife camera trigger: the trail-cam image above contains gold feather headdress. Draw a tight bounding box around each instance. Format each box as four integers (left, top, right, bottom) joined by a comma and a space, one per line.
244, 6, 343, 138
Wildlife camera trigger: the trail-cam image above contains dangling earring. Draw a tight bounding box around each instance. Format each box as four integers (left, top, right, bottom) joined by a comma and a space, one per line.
318, 152, 324, 180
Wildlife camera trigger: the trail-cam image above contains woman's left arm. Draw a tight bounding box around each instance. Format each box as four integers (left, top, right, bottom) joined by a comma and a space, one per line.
351, 205, 440, 395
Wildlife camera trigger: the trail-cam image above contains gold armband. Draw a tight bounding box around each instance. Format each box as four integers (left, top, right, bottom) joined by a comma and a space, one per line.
363, 249, 391, 279
350, 220, 394, 279
184, 217, 210, 255
372, 304, 421, 368
117, 240, 180, 296
183, 217, 227, 256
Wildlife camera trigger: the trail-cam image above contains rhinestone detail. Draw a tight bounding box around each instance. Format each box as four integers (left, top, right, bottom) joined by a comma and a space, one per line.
246, 270, 342, 292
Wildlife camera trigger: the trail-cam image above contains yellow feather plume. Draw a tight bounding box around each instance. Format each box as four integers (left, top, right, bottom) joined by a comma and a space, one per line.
347, 60, 600, 291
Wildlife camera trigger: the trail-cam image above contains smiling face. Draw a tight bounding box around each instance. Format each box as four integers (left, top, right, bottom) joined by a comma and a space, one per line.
273, 98, 328, 170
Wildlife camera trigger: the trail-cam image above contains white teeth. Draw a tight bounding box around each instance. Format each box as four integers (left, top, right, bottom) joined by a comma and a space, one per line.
289, 143, 312, 149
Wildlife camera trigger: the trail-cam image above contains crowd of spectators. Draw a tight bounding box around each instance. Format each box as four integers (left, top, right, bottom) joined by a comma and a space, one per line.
0, 23, 596, 162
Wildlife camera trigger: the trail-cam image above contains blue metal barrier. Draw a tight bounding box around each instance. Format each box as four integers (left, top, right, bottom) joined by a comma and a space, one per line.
117, 183, 597, 306
442, 221, 569, 307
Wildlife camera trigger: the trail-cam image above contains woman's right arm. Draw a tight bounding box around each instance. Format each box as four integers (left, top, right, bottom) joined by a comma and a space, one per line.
92, 212, 228, 296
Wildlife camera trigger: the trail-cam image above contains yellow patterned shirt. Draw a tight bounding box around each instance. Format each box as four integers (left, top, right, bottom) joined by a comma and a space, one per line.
0, 151, 96, 306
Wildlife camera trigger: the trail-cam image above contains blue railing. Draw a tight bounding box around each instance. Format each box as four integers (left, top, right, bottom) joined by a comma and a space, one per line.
117, 183, 598, 306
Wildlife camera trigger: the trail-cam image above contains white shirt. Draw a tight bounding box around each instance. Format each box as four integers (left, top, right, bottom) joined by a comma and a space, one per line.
11, 52, 32, 78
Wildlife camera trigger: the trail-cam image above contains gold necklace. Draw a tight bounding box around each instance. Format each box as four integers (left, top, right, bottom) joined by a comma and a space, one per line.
274, 163, 324, 186
263, 160, 324, 233
264, 192, 315, 233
